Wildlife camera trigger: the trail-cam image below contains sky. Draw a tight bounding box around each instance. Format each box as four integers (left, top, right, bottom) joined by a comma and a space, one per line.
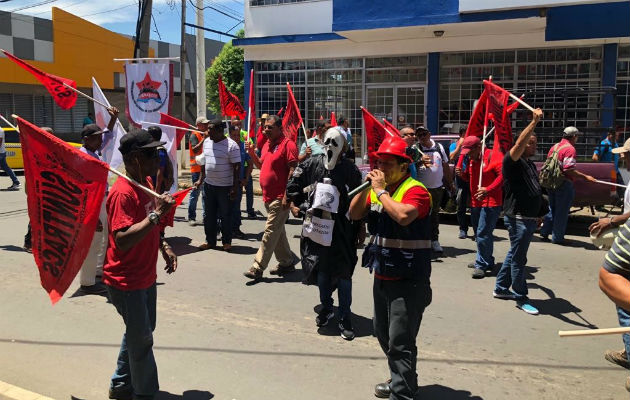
1, 0, 244, 45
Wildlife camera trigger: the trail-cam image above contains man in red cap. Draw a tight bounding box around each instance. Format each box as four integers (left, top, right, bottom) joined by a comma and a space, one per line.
456, 135, 503, 279
349, 135, 432, 400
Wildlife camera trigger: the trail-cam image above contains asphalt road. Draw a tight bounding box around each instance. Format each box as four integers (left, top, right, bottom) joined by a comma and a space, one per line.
0, 176, 627, 400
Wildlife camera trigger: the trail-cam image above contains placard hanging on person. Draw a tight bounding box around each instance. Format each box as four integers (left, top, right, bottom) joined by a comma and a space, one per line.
16, 116, 109, 304
125, 62, 173, 128
302, 215, 335, 247
311, 182, 340, 214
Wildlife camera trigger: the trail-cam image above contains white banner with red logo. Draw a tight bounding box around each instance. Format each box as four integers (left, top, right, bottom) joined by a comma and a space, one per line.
125, 62, 173, 128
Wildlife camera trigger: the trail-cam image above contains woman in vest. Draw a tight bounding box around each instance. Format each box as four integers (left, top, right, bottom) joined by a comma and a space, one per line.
349, 136, 433, 400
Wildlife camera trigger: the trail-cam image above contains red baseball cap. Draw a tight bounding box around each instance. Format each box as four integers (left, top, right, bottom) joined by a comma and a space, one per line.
460, 136, 481, 155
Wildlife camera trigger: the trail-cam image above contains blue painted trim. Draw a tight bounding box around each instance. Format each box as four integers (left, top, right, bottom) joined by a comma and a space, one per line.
546, 2, 630, 41
244, 61, 254, 120
427, 53, 440, 135
601, 44, 617, 129
234, 32, 344, 46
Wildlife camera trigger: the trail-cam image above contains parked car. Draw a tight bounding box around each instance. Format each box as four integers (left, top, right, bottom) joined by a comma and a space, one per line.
3, 127, 81, 169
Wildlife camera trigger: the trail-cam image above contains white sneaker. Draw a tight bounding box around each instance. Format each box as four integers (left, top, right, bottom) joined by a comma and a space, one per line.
188, 220, 197, 226
431, 240, 443, 253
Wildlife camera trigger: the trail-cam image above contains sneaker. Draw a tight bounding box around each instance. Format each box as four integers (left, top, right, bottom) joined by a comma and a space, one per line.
6, 183, 20, 191
188, 219, 197, 226
540, 234, 550, 242
243, 266, 262, 280
467, 262, 475, 269
232, 229, 245, 239
493, 289, 516, 300
339, 318, 355, 341
198, 242, 214, 251
605, 349, 630, 370
247, 212, 257, 219
109, 385, 133, 400
458, 230, 467, 239
80, 283, 108, 295
516, 300, 539, 315
431, 240, 443, 253
316, 309, 334, 327
374, 380, 392, 398
269, 264, 296, 276
472, 268, 485, 279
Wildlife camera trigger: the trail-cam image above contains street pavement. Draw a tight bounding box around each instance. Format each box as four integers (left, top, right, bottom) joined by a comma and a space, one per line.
0, 175, 627, 400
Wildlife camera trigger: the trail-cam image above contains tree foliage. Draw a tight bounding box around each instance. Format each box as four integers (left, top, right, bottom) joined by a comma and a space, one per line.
206, 29, 245, 116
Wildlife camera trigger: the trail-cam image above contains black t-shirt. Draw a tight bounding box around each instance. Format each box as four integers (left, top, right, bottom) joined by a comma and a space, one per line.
502, 153, 543, 218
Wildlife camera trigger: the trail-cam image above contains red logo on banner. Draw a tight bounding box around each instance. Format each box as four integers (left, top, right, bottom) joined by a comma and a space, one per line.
16, 117, 109, 304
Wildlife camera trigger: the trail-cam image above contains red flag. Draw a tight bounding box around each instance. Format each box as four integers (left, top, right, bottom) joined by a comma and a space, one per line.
362, 107, 391, 169
277, 107, 284, 116
218, 74, 246, 120
282, 83, 303, 143
484, 79, 514, 158
159, 112, 190, 145
465, 89, 488, 138
330, 112, 337, 127
16, 117, 109, 304
247, 69, 256, 139
163, 187, 193, 227
2, 49, 77, 109
382, 119, 401, 136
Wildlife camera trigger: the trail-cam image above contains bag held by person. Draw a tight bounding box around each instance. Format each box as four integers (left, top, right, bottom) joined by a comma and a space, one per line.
539, 144, 569, 190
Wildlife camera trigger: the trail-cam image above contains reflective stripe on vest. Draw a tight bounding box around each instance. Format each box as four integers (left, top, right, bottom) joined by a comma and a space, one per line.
369, 235, 431, 250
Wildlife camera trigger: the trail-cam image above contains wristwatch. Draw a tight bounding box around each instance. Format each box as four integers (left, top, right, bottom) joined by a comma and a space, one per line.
148, 211, 161, 225
376, 189, 388, 200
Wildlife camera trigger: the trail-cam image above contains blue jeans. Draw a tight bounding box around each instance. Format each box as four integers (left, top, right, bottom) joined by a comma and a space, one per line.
495, 216, 537, 297
541, 180, 574, 243
617, 306, 630, 360
231, 185, 243, 231
245, 175, 254, 214
188, 172, 205, 221
0, 152, 18, 185
471, 206, 501, 270
107, 283, 158, 399
203, 183, 232, 246
455, 175, 470, 232
318, 271, 352, 320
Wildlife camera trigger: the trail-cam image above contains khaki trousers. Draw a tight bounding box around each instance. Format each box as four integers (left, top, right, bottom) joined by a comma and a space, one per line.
253, 199, 293, 271
80, 196, 107, 286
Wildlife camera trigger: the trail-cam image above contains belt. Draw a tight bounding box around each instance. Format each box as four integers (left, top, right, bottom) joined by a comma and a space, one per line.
369, 235, 431, 250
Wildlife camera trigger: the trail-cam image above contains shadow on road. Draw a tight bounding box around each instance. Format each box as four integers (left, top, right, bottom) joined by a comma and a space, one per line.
419, 384, 483, 399
227, 244, 258, 255
72, 390, 214, 400
167, 236, 200, 257
432, 246, 476, 261
0, 244, 25, 252
245, 269, 304, 286
528, 282, 598, 329
313, 304, 374, 338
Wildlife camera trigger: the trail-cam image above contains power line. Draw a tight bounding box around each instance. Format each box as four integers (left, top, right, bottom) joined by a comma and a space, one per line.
79, 2, 137, 18
151, 13, 161, 40
204, 0, 242, 18
9, 0, 57, 12
188, 0, 241, 22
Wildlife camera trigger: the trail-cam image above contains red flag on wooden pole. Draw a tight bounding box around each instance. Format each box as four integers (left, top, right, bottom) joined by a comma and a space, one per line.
159, 112, 190, 145
361, 106, 392, 168
330, 112, 337, 127
16, 116, 109, 304
282, 82, 304, 143
247, 69, 256, 139
218, 74, 246, 120
382, 119, 401, 136
2, 49, 77, 109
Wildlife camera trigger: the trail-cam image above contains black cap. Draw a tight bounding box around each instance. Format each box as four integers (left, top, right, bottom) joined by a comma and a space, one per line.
118, 129, 165, 155
81, 124, 103, 138
208, 118, 225, 130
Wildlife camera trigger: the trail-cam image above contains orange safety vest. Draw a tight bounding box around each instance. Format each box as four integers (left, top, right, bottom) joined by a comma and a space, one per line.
189, 131, 204, 173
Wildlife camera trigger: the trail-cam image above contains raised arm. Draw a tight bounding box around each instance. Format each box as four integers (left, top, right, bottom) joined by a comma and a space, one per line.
509, 108, 543, 161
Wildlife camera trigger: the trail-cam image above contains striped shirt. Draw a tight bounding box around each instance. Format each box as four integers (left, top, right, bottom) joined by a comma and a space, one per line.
603, 221, 630, 278
203, 137, 241, 187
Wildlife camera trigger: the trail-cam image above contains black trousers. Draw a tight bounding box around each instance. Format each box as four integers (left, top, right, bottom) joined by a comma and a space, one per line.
373, 279, 432, 400
203, 183, 232, 246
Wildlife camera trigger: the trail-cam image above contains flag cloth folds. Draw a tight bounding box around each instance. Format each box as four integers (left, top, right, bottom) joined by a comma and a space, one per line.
159, 112, 189, 144
465, 89, 488, 139
330, 112, 337, 127
218, 75, 246, 120
382, 119, 401, 136
125, 62, 174, 128
2, 49, 77, 109
163, 187, 193, 227
16, 117, 109, 304
247, 69, 256, 139
92, 77, 126, 184
282, 82, 303, 143
483, 80, 521, 164
361, 107, 390, 168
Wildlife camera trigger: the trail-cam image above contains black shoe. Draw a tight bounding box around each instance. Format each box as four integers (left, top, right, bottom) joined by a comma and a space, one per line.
472, 268, 485, 279
374, 380, 391, 398
6, 183, 20, 191
232, 229, 245, 239
109, 385, 133, 400
247, 212, 257, 219
339, 318, 355, 341
80, 283, 108, 295
316, 309, 334, 327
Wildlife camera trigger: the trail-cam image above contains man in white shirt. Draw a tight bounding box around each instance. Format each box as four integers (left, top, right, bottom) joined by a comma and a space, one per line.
195, 118, 241, 252
336, 115, 355, 161
0, 126, 20, 190
416, 126, 453, 253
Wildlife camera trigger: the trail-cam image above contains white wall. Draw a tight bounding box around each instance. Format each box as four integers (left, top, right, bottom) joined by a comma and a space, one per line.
460, 0, 620, 13
244, 0, 332, 38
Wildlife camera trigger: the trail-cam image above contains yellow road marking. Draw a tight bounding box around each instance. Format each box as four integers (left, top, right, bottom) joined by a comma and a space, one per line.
0, 381, 55, 400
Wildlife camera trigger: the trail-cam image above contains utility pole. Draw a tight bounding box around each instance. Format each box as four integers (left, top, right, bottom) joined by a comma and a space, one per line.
137, 0, 153, 57
180, 0, 187, 170
196, 0, 206, 119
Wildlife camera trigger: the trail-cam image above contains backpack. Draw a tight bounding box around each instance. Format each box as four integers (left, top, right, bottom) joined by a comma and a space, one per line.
539, 144, 570, 190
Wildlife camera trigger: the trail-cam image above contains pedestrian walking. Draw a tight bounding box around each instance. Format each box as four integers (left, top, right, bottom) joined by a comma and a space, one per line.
187, 117, 208, 226
349, 135, 433, 400
450, 127, 471, 239
228, 123, 252, 239
0, 126, 20, 191
103, 129, 177, 400
243, 115, 299, 280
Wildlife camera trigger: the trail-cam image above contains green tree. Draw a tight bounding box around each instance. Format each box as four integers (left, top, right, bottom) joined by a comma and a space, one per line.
206, 29, 245, 116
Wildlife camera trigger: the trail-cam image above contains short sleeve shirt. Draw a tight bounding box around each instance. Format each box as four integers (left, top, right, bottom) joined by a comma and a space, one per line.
603, 219, 630, 279
259, 137, 298, 203
299, 137, 326, 156
103, 177, 160, 291
548, 139, 577, 175
203, 137, 241, 186
502, 153, 543, 218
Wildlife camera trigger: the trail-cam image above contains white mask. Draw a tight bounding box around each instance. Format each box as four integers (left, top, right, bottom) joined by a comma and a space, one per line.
323, 128, 345, 170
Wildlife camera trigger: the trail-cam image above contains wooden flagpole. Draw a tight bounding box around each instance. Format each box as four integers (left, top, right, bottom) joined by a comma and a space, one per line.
559, 327, 630, 337
139, 121, 205, 134
0, 114, 18, 131
62, 83, 112, 110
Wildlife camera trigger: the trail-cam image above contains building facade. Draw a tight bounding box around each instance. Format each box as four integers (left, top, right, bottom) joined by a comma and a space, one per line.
236, 0, 630, 158
0, 8, 222, 140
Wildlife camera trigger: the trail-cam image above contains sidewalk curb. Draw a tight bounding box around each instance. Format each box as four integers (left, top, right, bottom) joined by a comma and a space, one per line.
0, 381, 55, 400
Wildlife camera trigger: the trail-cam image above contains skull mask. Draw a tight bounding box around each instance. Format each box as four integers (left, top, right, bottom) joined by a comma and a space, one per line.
323, 127, 345, 170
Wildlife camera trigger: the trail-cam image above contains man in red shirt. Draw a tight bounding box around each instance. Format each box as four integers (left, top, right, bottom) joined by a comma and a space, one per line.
349, 136, 432, 400
244, 115, 299, 280
540, 126, 596, 244
104, 129, 177, 400
456, 136, 503, 279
